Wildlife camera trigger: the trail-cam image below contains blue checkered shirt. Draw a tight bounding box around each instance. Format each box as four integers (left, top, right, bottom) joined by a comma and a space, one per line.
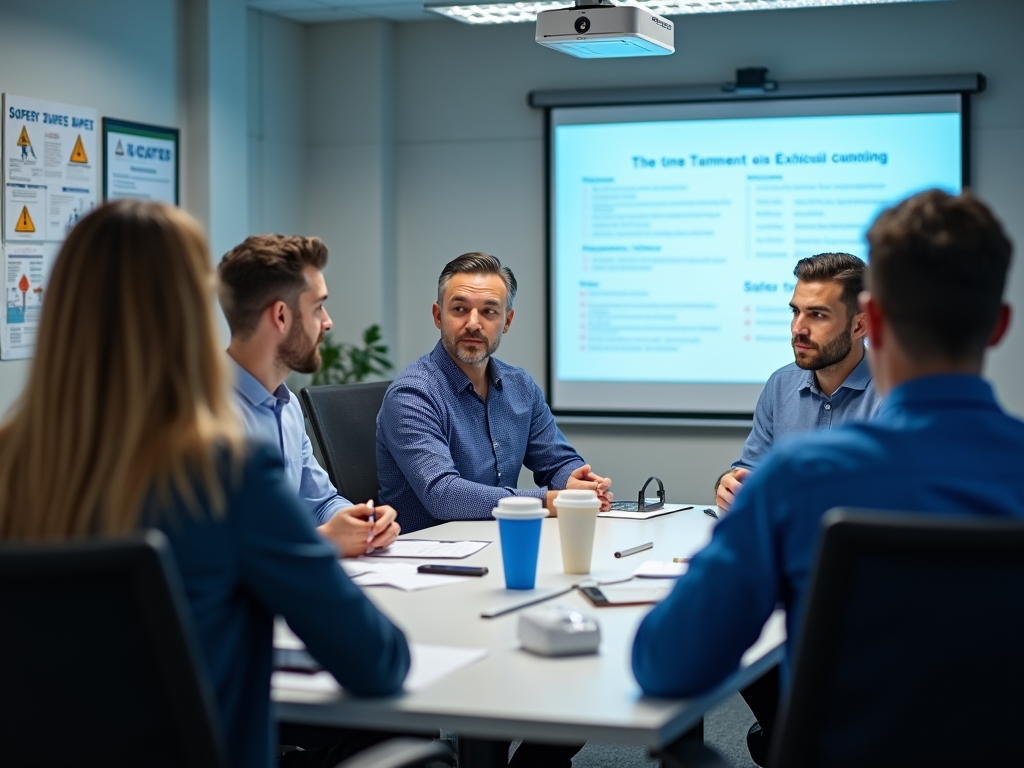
734, 350, 883, 471
377, 341, 586, 532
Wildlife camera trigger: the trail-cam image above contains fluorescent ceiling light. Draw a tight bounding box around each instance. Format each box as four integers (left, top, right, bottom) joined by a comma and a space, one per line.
425, 0, 949, 24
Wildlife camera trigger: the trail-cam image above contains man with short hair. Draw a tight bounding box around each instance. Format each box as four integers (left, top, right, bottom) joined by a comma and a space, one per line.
715, 252, 883, 512
378, 252, 612, 535
633, 189, 1024, 762
218, 234, 400, 557
378, 251, 609, 767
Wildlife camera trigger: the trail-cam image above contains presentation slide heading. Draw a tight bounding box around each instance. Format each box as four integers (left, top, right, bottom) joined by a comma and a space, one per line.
630, 151, 888, 169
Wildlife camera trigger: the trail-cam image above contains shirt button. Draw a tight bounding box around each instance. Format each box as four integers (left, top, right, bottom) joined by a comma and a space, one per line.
493, 441, 499, 447
498, 472, 502, 477
824, 403, 832, 410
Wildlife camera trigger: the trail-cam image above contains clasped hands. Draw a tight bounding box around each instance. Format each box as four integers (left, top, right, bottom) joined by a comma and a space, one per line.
318, 503, 401, 558
545, 464, 613, 512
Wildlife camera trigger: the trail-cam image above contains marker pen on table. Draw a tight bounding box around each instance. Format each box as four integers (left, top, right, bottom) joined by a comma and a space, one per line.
614, 542, 654, 558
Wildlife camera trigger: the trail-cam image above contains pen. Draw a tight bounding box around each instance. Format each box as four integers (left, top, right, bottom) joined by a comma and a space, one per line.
703, 507, 719, 520
672, 557, 693, 564
614, 541, 654, 559
366, 499, 376, 545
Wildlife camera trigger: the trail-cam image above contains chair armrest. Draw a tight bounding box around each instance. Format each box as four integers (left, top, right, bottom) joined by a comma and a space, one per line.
332, 738, 456, 768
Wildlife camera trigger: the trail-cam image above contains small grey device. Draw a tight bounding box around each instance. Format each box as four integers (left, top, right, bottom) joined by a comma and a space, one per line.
517, 605, 601, 657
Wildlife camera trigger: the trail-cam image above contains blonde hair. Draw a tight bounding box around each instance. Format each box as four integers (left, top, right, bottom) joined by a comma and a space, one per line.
0, 200, 245, 540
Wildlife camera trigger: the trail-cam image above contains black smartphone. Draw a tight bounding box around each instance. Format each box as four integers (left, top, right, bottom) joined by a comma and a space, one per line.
417, 564, 489, 577
579, 586, 610, 606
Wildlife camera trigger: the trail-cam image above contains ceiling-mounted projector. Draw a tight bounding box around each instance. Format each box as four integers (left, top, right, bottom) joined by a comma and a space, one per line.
536, 0, 674, 59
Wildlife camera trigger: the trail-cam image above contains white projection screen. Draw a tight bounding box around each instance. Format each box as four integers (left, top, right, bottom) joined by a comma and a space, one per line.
547, 92, 965, 421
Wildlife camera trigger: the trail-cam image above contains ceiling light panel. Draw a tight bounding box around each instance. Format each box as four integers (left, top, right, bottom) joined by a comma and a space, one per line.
425, 0, 948, 24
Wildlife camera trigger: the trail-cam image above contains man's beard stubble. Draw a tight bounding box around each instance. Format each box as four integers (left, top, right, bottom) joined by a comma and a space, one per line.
279, 322, 323, 374
792, 325, 854, 371
442, 328, 501, 365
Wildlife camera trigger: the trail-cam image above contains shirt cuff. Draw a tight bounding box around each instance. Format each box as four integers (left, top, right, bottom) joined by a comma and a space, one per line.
549, 460, 585, 491
315, 497, 351, 526
511, 487, 548, 502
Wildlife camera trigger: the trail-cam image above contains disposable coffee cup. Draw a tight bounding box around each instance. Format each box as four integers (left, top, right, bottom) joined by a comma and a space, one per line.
492, 497, 549, 590
554, 489, 601, 575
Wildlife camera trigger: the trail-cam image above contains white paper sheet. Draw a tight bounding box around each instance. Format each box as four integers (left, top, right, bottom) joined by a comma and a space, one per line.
341, 560, 470, 591
273, 643, 488, 694
633, 560, 689, 578
365, 539, 491, 559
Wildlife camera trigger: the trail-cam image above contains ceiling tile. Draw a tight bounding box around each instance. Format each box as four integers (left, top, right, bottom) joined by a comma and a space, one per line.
271, 7, 370, 21
248, 0, 330, 10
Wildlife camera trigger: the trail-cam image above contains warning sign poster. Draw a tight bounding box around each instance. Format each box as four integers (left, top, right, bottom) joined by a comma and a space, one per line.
3, 94, 97, 242
0, 242, 57, 360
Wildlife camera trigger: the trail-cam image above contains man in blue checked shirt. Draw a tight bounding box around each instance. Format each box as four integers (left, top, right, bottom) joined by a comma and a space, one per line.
218, 234, 400, 557
377, 252, 614, 535
715, 252, 883, 513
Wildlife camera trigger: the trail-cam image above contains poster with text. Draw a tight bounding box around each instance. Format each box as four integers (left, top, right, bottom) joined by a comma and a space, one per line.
103, 118, 179, 204
3, 93, 98, 242
1, 242, 57, 359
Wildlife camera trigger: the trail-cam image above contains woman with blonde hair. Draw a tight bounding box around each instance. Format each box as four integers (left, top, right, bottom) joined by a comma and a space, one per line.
0, 200, 409, 767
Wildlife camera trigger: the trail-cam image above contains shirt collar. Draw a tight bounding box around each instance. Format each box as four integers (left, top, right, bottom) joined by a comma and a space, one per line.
797, 346, 873, 394
230, 357, 291, 407
429, 339, 503, 394
882, 373, 997, 414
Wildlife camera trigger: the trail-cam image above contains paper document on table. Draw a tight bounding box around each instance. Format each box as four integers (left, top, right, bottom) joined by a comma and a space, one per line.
598, 504, 691, 520
365, 539, 490, 559
634, 560, 689, 578
342, 560, 469, 591
406, 644, 488, 691
273, 643, 488, 696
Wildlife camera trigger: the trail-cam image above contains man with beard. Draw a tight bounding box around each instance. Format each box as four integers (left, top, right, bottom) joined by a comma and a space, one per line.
711, 253, 882, 764
636, 190, 1021, 766
218, 235, 400, 557
377, 252, 613, 536
715, 252, 883, 513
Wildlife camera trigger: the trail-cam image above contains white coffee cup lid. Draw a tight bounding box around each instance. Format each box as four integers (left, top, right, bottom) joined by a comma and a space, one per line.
492, 496, 549, 520
554, 489, 601, 509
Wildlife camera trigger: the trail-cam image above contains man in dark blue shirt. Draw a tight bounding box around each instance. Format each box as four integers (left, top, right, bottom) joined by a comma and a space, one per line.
378, 252, 612, 534
633, 189, 1022, 763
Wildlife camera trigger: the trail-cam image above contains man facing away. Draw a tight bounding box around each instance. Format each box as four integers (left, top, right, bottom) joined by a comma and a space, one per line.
218, 234, 400, 557
378, 252, 612, 534
633, 189, 1024, 759
715, 252, 883, 512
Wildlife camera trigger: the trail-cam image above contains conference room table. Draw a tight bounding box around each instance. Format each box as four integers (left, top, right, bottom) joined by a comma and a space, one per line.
274, 504, 786, 767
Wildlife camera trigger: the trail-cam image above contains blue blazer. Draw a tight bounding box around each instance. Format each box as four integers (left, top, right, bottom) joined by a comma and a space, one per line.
146, 443, 410, 768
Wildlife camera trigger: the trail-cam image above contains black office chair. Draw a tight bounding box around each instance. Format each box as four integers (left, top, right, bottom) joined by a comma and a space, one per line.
334, 738, 456, 768
770, 508, 1024, 767
0, 531, 227, 768
301, 380, 391, 505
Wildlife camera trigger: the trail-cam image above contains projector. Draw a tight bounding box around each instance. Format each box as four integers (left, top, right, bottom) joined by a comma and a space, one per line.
536, 1, 674, 59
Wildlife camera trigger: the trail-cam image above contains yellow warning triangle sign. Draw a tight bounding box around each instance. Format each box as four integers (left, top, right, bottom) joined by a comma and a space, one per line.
17, 126, 31, 147
70, 134, 88, 164
15, 206, 36, 233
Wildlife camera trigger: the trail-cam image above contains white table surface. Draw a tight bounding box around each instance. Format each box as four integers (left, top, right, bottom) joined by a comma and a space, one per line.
274, 504, 785, 748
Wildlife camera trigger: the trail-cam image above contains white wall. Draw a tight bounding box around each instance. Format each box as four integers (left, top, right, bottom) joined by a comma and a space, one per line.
0, 0, 180, 417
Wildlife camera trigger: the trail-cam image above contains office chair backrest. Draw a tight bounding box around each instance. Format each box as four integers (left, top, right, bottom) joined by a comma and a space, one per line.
301, 381, 391, 505
0, 531, 227, 768
772, 508, 1024, 768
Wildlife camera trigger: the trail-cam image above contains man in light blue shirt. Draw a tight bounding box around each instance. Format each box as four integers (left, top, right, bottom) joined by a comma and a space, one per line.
219, 234, 400, 557
715, 253, 883, 512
